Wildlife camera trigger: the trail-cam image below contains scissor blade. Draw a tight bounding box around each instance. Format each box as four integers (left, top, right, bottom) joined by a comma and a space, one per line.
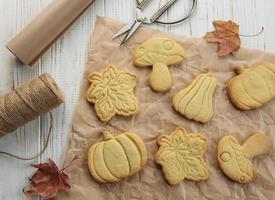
120, 20, 143, 45
113, 7, 143, 40
112, 23, 133, 39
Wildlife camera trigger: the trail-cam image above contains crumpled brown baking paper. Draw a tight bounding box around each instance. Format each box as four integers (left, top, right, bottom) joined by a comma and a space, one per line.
56, 16, 275, 200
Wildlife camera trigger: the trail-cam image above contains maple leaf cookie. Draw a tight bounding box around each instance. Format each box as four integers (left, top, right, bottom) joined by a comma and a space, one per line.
155, 127, 209, 185
87, 65, 139, 122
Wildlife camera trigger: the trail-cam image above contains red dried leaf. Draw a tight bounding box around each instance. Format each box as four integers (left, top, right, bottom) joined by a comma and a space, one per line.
24, 159, 71, 199
204, 20, 241, 56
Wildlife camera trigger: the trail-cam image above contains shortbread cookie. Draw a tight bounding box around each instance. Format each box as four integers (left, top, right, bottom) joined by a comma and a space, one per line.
155, 127, 209, 185
87, 65, 139, 122
173, 72, 217, 123
227, 62, 275, 110
217, 133, 270, 184
88, 130, 148, 183
133, 37, 184, 92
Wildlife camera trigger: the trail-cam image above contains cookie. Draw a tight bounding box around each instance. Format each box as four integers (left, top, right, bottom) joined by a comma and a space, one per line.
88, 130, 148, 183
217, 133, 270, 184
155, 127, 209, 185
133, 37, 184, 92
227, 62, 275, 110
172, 72, 217, 123
87, 64, 139, 122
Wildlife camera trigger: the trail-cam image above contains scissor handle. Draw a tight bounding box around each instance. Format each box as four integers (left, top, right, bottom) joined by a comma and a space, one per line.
150, 0, 177, 23
136, 0, 151, 10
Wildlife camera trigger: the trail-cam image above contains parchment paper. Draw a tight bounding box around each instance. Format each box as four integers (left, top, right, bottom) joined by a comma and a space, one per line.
56, 17, 275, 200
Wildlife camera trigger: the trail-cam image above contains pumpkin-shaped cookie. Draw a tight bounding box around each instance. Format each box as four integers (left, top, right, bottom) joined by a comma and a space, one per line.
172, 72, 217, 123
88, 130, 147, 183
217, 133, 270, 184
227, 62, 275, 110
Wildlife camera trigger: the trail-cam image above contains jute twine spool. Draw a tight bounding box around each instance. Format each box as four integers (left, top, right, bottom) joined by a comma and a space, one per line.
0, 73, 63, 160
0, 73, 64, 135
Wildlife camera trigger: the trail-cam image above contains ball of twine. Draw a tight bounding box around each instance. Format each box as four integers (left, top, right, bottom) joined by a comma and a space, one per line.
0, 73, 64, 135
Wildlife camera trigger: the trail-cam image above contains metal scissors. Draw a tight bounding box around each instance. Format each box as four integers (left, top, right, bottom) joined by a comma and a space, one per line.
113, 0, 197, 45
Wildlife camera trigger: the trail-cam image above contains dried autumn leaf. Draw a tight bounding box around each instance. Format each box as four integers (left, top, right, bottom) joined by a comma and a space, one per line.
24, 159, 71, 199
204, 20, 241, 56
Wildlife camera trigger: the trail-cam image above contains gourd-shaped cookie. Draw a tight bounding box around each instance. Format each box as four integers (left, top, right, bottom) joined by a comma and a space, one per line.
155, 127, 209, 185
134, 37, 184, 92
227, 62, 275, 110
87, 65, 139, 122
172, 72, 217, 123
88, 130, 148, 183
217, 133, 270, 184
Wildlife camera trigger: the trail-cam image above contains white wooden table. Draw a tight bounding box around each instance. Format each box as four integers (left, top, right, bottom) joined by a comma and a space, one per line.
0, 0, 274, 199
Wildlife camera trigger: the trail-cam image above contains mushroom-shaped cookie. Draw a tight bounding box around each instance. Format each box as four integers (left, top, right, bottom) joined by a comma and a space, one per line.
217, 133, 270, 184
134, 38, 184, 92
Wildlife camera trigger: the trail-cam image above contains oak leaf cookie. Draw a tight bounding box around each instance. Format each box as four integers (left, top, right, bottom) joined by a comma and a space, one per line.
87, 65, 139, 122
227, 62, 275, 110
173, 72, 217, 123
217, 133, 270, 184
134, 37, 184, 92
88, 130, 148, 183
155, 127, 209, 185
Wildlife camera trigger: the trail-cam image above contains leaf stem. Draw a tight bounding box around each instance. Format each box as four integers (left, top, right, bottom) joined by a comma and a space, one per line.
239, 27, 264, 37
58, 156, 78, 174
222, 27, 264, 38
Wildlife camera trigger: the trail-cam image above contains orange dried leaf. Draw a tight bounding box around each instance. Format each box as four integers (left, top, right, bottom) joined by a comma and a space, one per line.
24, 159, 71, 199
204, 20, 241, 56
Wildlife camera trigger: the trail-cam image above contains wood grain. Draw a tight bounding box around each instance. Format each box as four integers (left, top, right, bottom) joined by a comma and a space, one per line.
0, 0, 274, 199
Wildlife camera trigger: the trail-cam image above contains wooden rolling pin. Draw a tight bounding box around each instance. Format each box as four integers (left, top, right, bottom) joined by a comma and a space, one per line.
6, 0, 95, 66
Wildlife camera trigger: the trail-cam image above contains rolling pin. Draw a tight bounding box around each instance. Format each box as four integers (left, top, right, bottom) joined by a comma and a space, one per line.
6, 0, 95, 66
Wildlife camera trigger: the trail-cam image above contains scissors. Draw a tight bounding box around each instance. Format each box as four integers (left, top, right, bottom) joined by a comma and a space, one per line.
113, 0, 197, 45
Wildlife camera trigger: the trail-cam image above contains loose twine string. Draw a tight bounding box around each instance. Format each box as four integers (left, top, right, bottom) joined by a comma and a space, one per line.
0, 73, 64, 160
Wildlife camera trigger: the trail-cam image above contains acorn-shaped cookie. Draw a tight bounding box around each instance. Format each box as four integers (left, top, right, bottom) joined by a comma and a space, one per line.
217, 133, 270, 184
134, 37, 184, 92
172, 72, 217, 123
88, 130, 147, 183
227, 62, 275, 110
